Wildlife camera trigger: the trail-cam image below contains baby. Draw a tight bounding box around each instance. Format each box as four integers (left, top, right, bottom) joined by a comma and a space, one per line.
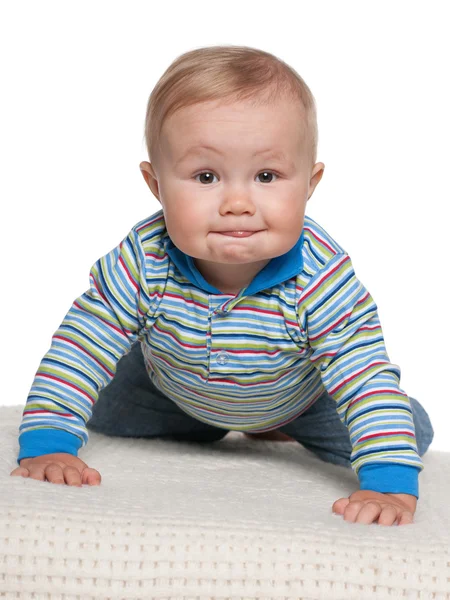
10, 45, 434, 526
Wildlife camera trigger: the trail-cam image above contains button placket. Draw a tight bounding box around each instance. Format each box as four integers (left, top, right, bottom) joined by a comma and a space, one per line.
210, 296, 234, 371
207, 295, 234, 372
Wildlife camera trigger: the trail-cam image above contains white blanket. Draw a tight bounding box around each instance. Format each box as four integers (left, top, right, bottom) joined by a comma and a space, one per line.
1, 405, 449, 599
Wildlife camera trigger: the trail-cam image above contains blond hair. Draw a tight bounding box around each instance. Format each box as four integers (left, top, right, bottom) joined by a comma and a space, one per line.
143, 45, 318, 170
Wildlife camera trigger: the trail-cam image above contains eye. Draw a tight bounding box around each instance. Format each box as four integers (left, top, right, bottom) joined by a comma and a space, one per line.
194, 172, 218, 185
194, 170, 279, 184
256, 171, 278, 183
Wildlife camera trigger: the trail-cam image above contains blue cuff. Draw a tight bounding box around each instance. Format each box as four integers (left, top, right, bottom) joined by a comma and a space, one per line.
358, 463, 420, 499
17, 429, 83, 464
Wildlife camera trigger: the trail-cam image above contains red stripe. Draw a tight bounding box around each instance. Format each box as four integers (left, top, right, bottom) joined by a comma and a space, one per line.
359, 430, 415, 442
23, 409, 76, 419
231, 305, 283, 317
359, 324, 381, 332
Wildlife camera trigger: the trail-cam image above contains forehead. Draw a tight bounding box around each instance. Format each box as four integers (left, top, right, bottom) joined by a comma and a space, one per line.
173, 144, 293, 169
165, 97, 305, 134
161, 98, 307, 162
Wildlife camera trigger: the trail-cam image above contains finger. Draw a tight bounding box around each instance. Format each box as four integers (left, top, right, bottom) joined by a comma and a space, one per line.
377, 506, 398, 526
44, 463, 74, 485
81, 467, 102, 486
354, 502, 382, 525
27, 465, 47, 482
10, 467, 30, 478
43, 463, 68, 485
398, 511, 414, 526
343, 500, 382, 524
342, 500, 365, 522
61, 466, 82, 487
332, 498, 350, 514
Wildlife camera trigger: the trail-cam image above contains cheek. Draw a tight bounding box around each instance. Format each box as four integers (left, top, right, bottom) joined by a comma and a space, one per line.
162, 183, 197, 213
164, 193, 210, 230
166, 206, 206, 234
162, 200, 208, 250
272, 197, 305, 227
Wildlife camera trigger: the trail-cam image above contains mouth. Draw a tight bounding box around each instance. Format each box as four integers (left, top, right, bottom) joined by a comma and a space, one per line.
216, 231, 260, 238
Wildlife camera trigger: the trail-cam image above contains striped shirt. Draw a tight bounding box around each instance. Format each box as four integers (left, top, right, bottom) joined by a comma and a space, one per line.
17, 209, 423, 497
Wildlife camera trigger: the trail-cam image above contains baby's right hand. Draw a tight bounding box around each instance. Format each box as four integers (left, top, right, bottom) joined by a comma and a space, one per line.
10, 453, 102, 487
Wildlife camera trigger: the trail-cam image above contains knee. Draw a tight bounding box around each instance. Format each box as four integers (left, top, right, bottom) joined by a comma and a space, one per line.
409, 397, 435, 456
417, 425, 434, 456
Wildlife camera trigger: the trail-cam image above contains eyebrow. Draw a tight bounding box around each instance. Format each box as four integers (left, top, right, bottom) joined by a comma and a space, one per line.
174, 145, 291, 167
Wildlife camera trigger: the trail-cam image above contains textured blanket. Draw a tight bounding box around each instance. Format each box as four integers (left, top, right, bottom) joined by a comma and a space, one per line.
1, 405, 449, 599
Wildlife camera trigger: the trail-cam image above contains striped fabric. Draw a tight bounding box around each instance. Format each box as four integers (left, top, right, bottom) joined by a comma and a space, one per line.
17, 209, 422, 497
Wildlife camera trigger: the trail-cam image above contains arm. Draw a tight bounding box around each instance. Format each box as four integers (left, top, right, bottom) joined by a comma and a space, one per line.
297, 253, 422, 506
17, 227, 151, 463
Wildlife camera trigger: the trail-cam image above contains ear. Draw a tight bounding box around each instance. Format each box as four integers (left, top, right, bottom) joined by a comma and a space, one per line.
307, 162, 325, 200
139, 161, 160, 201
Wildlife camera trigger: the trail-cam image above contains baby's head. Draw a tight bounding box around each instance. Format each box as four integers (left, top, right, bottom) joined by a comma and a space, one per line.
139, 45, 324, 293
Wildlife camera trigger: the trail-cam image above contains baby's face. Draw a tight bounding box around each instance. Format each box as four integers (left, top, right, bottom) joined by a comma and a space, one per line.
140, 96, 324, 291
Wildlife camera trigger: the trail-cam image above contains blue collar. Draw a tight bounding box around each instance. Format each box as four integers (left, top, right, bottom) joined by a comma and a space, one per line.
166, 230, 305, 297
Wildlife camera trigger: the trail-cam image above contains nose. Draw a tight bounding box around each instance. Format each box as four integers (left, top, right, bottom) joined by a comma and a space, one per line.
219, 188, 256, 216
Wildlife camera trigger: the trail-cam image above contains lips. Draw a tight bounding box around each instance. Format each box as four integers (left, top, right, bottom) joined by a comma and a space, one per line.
217, 231, 259, 237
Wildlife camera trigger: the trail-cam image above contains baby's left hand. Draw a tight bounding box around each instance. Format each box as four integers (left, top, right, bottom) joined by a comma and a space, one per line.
332, 490, 417, 526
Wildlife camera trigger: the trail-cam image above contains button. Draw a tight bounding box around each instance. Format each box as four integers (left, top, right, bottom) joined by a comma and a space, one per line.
216, 351, 229, 365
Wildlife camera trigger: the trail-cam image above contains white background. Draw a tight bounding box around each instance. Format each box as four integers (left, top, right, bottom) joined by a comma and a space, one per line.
1, 1, 448, 450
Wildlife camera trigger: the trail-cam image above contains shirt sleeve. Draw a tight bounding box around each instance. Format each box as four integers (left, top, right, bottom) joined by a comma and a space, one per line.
296, 253, 423, 498
17, 227, 151, 464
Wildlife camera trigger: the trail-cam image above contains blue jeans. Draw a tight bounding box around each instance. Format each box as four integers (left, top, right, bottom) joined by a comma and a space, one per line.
87, 342, 435, 469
